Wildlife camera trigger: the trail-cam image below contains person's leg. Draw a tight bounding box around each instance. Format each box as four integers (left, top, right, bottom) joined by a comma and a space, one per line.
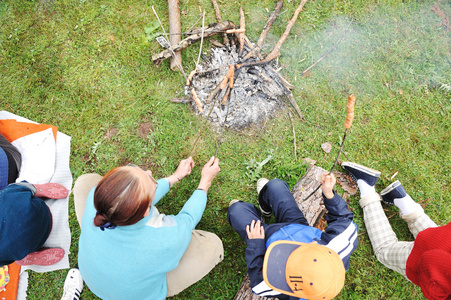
342, 162, 413, 276
361, 197, 414, 275
380, 181, 437, 238
73, 174, 102, 228
258, 179, 308, 225
228, 201, 266, 242
166, 229, 224, 297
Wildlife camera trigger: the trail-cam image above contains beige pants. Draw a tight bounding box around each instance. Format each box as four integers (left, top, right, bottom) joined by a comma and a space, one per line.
73, 174, 224, 297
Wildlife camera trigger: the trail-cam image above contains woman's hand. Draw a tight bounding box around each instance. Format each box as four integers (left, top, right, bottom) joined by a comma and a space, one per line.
167, 157, 195, 187
320, 172, 336, 199
246, 220, 265, 240
197, 156, 220, 192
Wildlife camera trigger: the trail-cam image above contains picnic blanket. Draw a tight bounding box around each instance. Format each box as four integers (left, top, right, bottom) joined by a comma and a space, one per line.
0, 111, 72, 299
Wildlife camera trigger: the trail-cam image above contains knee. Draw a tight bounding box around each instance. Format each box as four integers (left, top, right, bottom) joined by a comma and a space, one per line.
227, 201, 246, 220
265, 179, 288, 191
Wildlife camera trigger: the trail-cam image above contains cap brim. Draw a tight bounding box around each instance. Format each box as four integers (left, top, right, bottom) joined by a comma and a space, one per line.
263, 240, 306, 297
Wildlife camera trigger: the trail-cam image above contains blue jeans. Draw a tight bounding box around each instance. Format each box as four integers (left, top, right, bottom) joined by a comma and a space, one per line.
227, 179, 309, 243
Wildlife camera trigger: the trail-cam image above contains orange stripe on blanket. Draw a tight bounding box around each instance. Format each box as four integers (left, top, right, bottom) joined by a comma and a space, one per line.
0, 263, 20, 300
0, 119, 58, 142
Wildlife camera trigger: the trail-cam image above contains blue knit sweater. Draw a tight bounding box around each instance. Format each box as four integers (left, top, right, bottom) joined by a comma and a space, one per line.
78, 179, 207, 300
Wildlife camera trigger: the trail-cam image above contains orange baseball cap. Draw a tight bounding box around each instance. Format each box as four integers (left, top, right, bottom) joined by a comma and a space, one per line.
263, 241, 345, 300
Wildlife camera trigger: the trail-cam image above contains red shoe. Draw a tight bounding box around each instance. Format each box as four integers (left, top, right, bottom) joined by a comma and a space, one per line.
34, 183, 69, 199
15, 248, 65, 266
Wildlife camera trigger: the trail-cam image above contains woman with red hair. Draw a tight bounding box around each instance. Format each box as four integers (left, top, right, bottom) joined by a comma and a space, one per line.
75, 156, 223, 300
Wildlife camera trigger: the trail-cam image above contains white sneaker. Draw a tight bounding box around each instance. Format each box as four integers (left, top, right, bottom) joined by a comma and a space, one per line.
256, 178, 269, 195
61, 268, 83, 300
256, 178, 271, 217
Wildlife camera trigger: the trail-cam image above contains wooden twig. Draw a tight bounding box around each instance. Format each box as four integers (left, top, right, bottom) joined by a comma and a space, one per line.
239, 7, 246, 56
431, 3, 450, 32
242, 0, 283, 61
152, 6, 187, 80
168, 0, 182, 71
301, 19, 353, 76
152, 20, 236, 66
286, 92, 304, 119
210, 0, 230, 45
288, 110, 297, 161
237, 0, 309, 69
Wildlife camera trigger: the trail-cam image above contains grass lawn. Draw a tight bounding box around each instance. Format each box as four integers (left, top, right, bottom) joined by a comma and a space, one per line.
1, 0, 450, 299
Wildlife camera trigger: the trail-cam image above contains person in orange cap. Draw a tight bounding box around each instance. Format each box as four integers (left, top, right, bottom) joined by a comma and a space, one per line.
228, 173, 358, 300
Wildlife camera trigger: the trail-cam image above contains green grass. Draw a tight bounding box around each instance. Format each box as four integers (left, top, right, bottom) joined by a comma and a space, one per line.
1, 0, 450, 299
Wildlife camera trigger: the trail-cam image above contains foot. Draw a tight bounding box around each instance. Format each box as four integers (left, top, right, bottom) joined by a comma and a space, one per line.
34, 183, 69, 199
341, 162, 381, 186
256, 178, 269, 195
380, 180, 407, 205
256, 178, 272, 217
15, 248, 65, 266
61, 268, 84, 300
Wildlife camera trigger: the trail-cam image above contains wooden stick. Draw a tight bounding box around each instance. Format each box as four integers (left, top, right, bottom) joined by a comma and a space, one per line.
168, 0, 182, 71
303, 94, 356, 201
286, 92, 304, 119
243, 0, 283, 61
210, 0, 230, 45
288, 110, 297, 161
237, 0, 309, 69
239, 7, 246, 56
152, 6, 187, 80
152, 20, 236, 66
191, 88, 203, 113
301, 19, 353, 76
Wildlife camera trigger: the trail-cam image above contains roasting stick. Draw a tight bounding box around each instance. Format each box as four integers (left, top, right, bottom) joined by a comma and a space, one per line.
213, 65, 237, 159
190, 65, 235, 157
303, 94, 356, 201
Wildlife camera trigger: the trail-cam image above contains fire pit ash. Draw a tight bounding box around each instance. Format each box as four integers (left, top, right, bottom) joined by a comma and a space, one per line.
187, 45, 292, 130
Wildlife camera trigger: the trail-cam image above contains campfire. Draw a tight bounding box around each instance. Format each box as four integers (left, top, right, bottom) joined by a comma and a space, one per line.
187, 44, 291, 130
152, 0, 307, 131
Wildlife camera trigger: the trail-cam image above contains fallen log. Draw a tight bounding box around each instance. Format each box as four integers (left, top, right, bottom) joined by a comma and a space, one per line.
233, 165, 326, 300
152, 20, 236, 66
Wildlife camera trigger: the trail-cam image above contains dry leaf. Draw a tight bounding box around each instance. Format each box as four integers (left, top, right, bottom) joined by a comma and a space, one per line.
321, 142, 332, 153
109, 35, 114, 42
333, 171, 357, 195
302, 157, 316, 166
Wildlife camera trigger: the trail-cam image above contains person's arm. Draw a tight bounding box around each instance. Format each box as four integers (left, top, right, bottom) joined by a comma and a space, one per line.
320, 173, 358, 270
165, 156, 195, 187
320, 173, 354, 226
246, 220, 282, 297
175, 157, 220, 229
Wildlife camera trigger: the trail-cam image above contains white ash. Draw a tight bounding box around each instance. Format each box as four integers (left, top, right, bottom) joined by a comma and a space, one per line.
187, 45, 291, 130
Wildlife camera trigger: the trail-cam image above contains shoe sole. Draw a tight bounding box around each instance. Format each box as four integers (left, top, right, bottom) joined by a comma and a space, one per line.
34, 183, 69, 199
341, 162, 381, 177
380, 180, 402, 196
16, 248, 65, 266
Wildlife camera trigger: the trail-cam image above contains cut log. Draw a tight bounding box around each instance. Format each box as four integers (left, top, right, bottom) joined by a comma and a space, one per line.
168, 0, 182, 71
152, 21, 236, 66
233, 165, 326, 300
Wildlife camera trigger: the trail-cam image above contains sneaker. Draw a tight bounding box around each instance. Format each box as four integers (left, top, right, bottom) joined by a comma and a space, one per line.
256, 178, 269, 195
380, 180, 407, 205
256, 178, 272, 217
34, 183, 69, 199
341, 162, 381, 186
61, 268, 83, 300
16, 248, 65, 266
229, 199, 240, 207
